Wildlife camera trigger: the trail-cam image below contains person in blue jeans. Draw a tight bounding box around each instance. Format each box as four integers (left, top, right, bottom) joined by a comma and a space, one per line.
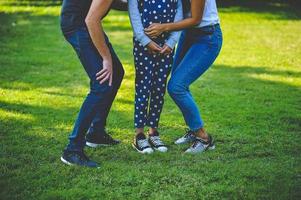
145, 0, 223, 153
60, 0, 127, 168
129, 0, 182, 154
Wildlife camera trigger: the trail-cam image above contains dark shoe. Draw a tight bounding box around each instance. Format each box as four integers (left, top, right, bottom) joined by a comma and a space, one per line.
86, 132, 120, 148
60, 150, 100, 168
132, 133, 153, 154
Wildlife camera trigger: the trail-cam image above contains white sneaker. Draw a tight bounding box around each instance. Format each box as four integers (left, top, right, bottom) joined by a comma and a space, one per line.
148, 132, 168, 153
132, 135, 154, 154
175, 130, 196, 144
185, 135, 215, 154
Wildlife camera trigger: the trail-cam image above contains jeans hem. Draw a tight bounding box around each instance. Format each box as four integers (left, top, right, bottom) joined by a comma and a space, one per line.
190, 124, 204, 132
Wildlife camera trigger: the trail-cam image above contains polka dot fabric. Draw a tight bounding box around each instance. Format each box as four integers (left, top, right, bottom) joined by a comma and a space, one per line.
133, 0, 178, 128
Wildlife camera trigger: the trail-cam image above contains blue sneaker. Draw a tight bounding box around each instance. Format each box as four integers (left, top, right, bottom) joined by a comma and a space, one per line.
60, 150, 100, 168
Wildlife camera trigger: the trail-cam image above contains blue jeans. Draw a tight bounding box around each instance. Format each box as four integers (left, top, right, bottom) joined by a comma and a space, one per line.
64, 27, 124, 152
167, 24, 223, 131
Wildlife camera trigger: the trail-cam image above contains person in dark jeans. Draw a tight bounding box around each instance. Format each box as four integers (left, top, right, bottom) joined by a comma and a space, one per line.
60, 0, 127, 168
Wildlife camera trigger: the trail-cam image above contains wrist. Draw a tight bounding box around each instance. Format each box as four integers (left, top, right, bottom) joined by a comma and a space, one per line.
103, 55, 112, 62
163, 24, 170, 32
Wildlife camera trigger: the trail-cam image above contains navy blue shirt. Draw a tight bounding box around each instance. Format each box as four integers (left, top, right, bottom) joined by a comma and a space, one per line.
60, 0, 92, 33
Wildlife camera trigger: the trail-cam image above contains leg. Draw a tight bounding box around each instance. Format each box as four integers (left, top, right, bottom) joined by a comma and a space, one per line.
133, 40, 153, 133
88, 35, 124, 136
167, 31, 222, 132
147, 53, 173, 130
65, 28, 114, 152
171, 30, 193, 74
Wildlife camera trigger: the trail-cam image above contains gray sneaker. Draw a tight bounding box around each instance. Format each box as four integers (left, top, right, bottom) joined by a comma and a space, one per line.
175, 130, 196, 144
185, 135, 215, 154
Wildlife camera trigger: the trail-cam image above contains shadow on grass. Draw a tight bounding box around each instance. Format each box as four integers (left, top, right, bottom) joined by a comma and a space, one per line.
220, 0, 301, 20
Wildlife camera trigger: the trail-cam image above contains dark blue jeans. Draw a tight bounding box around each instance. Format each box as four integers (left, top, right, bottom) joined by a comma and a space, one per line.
168, 24, 223, 131
64, 27, 124, 152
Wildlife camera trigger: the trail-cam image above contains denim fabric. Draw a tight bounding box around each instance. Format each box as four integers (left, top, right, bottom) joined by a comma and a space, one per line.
64, 27, 124, 151
168, 24, 223, 131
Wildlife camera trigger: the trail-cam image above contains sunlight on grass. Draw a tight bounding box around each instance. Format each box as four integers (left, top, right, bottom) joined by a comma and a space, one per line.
0, 109, 35, 122
0, 5, 60, 16
248, 73, 301, 87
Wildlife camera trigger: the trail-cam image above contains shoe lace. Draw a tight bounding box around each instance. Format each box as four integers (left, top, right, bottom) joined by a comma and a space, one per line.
150, 136, 164, 146
103, 133, 114, 142
184, 129, 195, 138
192, 137, 209, 148
138, 139, 150, 148
77, 151, 89, 162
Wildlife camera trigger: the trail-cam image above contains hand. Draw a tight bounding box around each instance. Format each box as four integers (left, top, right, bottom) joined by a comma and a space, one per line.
145, 23, 165, 38
96, 58, 113, 86
160, 44, 173, 55
147, 41, 162, 54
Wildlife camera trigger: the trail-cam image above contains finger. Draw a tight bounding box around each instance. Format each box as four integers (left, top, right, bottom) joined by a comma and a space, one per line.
146, 30, 156, 36
145, 24, 155, 30
153, 42, 161, 48
154, 44, 163, 51
99, 73, 111, 84
96, 71, 109, 80
109, 73, 113, 86
160, 47, 167, 54
96, 68, 107, 76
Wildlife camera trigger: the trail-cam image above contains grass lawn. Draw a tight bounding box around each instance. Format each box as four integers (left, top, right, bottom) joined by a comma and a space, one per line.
0, 1, 300, 199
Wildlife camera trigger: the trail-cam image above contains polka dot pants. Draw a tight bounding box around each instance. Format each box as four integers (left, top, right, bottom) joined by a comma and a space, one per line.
133, 39, 173, 128
133, 0, 178, 128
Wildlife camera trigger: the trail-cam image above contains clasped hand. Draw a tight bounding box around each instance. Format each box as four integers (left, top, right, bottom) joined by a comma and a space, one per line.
147, 42, 172, 55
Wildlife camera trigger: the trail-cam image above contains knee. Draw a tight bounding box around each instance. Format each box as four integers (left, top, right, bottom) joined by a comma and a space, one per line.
90, 80, 112, 97
167, 79, 185, 97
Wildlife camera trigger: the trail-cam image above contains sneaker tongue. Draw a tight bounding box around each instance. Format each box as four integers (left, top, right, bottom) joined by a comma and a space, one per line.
149, 131, 159, 137
78, 151, 89, 161
136, 133, 146, 140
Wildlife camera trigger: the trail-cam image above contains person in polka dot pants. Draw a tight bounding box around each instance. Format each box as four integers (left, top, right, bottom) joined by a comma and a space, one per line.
129, 0, 183, 153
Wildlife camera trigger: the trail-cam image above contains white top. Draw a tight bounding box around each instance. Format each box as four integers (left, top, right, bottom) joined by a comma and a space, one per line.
186, 0, 220, 27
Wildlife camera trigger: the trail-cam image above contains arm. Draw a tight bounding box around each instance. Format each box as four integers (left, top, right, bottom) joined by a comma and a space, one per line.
128, 0, 151, 46
165, 0, 183, 49
145, 0, 205, 37
85, 0, 114, 85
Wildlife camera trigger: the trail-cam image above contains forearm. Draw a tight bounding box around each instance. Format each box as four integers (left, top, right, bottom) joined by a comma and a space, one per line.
86, 21, 111, 60
164, 0, 205, 32
85, 0, 113, 61
128, 0, 151, 46
165, 0, 183, 48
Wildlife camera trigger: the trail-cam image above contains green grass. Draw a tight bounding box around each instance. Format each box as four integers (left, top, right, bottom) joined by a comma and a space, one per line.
0, 2, 301, 200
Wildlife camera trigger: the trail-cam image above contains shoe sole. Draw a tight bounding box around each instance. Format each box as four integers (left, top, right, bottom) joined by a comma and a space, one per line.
184, 145, 216, 154
153, 147, 168, 153
60, 156, 74, 166
132, 144, 153, 154
60, 156, 101, 169
208, 145, 215, 150
86, 142, 110, 148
